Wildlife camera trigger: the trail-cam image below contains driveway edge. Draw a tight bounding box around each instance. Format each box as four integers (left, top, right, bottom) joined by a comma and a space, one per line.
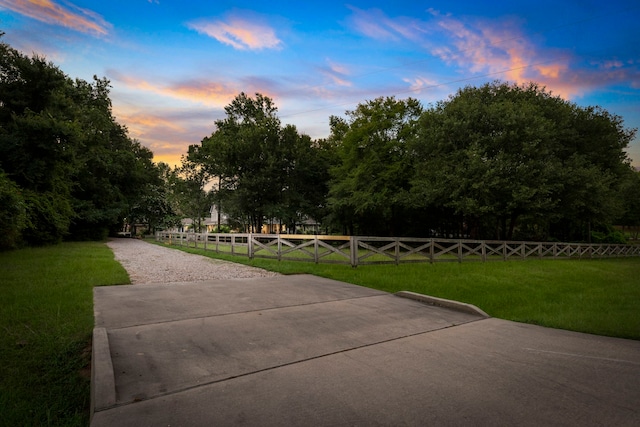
91, 327, 116, 423
395, 291, 490, 318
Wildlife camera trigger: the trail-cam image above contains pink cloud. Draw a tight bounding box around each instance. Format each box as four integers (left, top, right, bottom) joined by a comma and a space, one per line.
347, 7, 636, 100
113, 106, 218, 167
435, 17, 581, 98
187, 13, 282, 50
108, 70, 239, 107
0, 0, 111, 36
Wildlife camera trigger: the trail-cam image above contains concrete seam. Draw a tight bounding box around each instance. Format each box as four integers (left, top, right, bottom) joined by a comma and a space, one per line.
104, 293, 389, 331
96, 317, 486, 410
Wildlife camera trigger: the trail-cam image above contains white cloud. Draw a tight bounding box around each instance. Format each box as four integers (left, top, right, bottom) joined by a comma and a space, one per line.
187, 13, 282, 51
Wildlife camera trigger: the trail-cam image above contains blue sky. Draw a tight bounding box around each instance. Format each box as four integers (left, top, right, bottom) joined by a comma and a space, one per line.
1, 0, 638, 167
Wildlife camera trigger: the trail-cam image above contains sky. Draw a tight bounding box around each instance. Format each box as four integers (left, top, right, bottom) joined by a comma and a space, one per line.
1, 0, 639, 168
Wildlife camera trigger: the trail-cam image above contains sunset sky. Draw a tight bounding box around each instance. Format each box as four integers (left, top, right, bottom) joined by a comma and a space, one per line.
1, 0, 638, 167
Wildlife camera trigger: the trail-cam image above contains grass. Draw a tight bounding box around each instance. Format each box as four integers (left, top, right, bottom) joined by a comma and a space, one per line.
0, 242, 129, 427
1, 239, 637, 426
154, 240, 640, 340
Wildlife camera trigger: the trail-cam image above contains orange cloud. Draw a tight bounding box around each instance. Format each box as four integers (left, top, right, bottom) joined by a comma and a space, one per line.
426, 15, 578, 98
0, 0, 111, 36
349, 8, 586, 99
109, 70, 238, 107
187, 14, 282, 50
113, 107, 214, 167
169, 80, 240, 105
119, 112, 186, 133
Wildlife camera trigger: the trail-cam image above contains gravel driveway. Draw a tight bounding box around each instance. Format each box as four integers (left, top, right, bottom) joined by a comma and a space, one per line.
106, 238, 279, 284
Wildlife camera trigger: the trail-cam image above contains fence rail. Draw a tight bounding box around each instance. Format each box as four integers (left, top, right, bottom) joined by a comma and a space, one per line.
155, 232, 640, 266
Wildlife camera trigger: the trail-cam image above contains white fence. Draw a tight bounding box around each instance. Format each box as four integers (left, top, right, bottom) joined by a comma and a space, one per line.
155, 232, 640, 266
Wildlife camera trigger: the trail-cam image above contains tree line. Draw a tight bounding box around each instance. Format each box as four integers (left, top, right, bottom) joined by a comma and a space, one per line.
0, 37, 171, 249
188, 86, 639, 243
2, 36, 639, 249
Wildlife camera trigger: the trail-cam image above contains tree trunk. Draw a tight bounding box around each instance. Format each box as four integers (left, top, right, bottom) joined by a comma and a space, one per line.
507, 213, 518, 240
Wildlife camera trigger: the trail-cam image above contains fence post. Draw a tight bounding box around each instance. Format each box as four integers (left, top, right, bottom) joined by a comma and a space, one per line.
277, 235, 282, 261
248, 233, 253, 259
429, 238, 434, 263
231, 235, 235, 255
350, 236, 358, 267
395, 238, 400, 265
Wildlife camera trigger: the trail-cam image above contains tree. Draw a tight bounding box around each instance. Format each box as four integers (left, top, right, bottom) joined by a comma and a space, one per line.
617, 169, 640, 240
0, 172, 26, 250
174, 157, 214, 233
327, 96, 423, 236
68, 76, 162, 239
0, 43, 78, 244
0, 37, 164, 245
409, 81, 636, 241
193, 93, 331, 233
276, 125, 332, 233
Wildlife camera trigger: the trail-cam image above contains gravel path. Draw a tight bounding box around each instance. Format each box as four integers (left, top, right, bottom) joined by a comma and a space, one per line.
106, 238, 279, 284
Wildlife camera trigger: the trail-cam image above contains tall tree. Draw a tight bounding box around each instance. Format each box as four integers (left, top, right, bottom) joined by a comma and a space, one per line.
0, 43, 78, 244
174, 156, 214, 233
327, 96, 423, 236
617, 169, 640, 240
193, 93, 330, 233
0, 38, 164, 245
410, 81, 635, 241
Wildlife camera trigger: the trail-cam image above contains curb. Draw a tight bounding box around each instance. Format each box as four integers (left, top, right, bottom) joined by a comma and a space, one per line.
90, 327, 116, 423
395, 291, 490, 318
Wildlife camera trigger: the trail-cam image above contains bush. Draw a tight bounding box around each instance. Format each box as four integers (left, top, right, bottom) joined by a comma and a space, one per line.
0, 172, 26, 250
591, 227, 627, 244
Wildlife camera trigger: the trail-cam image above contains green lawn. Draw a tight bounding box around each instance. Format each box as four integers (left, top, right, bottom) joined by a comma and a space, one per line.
156, 240, 640, 340
0, 242, 129, 427
1, 240, 638, 426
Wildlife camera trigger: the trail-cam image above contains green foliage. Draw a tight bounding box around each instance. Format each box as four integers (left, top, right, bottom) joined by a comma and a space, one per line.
154, 160, 212, 234
0, 242, 129, 426
591, 226, 627, 244
617, 169, 640, 230
0, 171, 26, 250
21, 188, 74, 245
192, 92, 332, 233
324, 81, 635, 240
408, 81, 635, 241
0, 37, 164, 245
211, 224, 232, 233
327, 96, 422, 235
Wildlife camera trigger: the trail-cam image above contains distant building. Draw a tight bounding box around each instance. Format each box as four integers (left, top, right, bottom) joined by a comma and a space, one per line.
169, 205, 321, 234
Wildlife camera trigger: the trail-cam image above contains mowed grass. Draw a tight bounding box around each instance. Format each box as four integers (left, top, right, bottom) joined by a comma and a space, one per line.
157, 241, 640, 340
0, 242, 129, 427
1, 240, 638, 426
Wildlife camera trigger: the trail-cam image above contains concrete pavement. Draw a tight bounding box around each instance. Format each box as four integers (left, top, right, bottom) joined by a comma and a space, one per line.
91, 274, 640, 426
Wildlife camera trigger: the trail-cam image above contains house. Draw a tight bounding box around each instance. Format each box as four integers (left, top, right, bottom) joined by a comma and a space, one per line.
169, 205, 321, 235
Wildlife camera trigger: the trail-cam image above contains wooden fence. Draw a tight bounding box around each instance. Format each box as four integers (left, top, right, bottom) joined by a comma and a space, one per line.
155, 232, 640, 266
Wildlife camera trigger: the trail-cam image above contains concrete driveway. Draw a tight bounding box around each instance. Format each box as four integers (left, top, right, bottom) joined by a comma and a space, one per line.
91, 274, 640, 426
